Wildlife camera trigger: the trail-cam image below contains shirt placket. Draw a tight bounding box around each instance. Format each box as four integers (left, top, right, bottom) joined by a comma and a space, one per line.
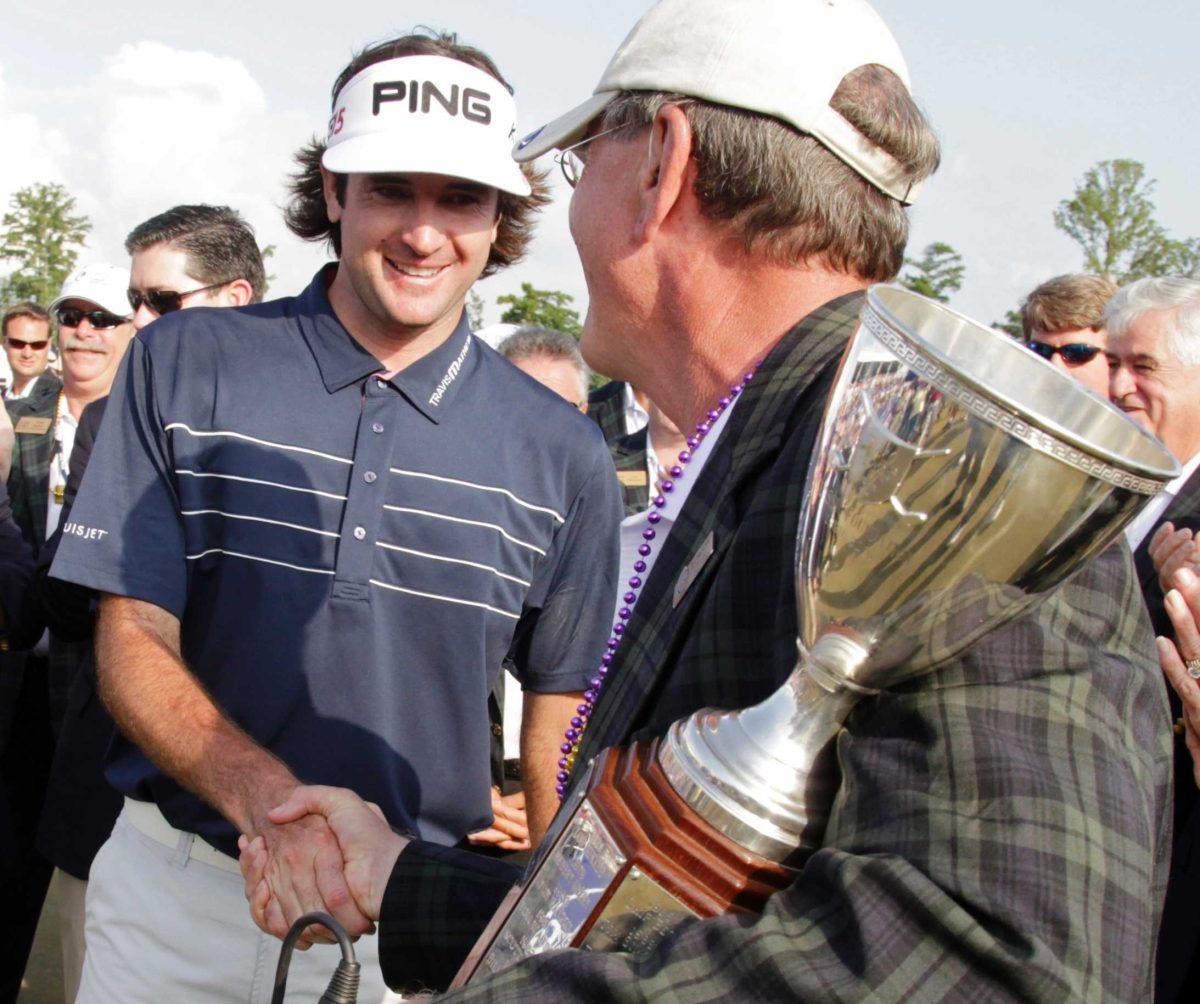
333, 375, 396, 599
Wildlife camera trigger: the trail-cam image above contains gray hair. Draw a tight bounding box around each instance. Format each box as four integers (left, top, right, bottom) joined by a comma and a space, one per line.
600, 63, 940, 282
1103, 276, 1200, 366
498, 326, 590, 400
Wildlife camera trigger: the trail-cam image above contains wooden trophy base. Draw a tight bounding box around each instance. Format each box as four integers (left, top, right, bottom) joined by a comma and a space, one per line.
575, 738, 797, 948
452, 738, 797, 986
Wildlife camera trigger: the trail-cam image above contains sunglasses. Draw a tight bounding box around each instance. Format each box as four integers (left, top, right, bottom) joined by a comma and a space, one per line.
55, 307, 128, 330
5, 337, 50, 351
1026, 341, 1103, 366
127, 281, 228, 316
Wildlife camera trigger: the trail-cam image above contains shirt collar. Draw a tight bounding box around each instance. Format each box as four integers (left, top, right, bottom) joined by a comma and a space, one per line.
295, 265, 476, 423
295, 266, 387, 394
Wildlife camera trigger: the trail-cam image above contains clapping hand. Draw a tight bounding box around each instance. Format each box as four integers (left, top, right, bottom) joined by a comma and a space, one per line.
1149, 522, 1200, 598
467, 787, 531, 852
1157, 566, 1200, 790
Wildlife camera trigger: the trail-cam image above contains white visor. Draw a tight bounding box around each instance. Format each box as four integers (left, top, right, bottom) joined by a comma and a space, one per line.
323, 55, 531, 197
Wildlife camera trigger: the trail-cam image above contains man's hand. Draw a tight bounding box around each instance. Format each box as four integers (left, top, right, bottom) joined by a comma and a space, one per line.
240, 785, 407, 943
1149, 522, 1200, 598
246, 789, 377, 948
1158, 566, 1200, 789
467, 788, 531, 851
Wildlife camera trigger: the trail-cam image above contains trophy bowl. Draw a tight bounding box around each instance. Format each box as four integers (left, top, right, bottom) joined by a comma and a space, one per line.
453, 286, 1178, 986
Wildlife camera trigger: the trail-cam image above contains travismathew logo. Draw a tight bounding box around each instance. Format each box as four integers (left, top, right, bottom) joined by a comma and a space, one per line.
429, 337, 472, 407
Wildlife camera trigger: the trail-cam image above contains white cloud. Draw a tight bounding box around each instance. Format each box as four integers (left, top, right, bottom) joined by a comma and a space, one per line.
0, 43, 328, 295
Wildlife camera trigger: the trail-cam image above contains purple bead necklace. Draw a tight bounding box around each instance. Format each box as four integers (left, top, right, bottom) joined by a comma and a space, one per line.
555, 362, 762, 800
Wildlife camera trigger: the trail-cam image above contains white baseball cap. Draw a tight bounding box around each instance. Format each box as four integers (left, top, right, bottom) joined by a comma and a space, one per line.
515, 0, 923, 204
323, 55, 531, 197
49, 263, 132, 317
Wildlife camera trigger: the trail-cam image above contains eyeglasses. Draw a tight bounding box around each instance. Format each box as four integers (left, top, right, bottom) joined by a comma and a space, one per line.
1026, 341, 1103, 366
127, 281, 229, 316
555, 126, 623, 188
5, 337, 50, 351
55, 307, 129, 330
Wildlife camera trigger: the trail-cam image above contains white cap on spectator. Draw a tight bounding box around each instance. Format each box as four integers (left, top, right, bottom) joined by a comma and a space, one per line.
49, 263, 132, 316
514, 0, 922, 204
323, 55, 531, 196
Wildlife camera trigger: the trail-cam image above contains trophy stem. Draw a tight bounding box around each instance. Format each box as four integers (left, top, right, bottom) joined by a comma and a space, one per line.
659, 635, 869, 862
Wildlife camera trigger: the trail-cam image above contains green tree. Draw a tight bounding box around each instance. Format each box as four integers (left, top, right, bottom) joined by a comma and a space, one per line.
259, 243, 276, 296
1053, 159, 1200, 282
992, 308, 1023, 339
466, 290, 486, 329
496, 283, 581, 335
899, 242, 965, 303
0, 183, 92, 306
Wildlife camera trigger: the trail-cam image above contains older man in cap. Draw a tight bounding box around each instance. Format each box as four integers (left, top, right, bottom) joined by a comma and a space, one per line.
0, 263, 133, 999
240, 2, 1169, 999
49, 30, 618, 1004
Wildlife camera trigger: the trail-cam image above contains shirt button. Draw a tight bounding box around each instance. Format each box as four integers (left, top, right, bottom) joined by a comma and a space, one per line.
372, 422, 384, 434
364, 471, 377, 484
491, 723, 503, 737
376, 378, 387, 389
353, 526, 366, 540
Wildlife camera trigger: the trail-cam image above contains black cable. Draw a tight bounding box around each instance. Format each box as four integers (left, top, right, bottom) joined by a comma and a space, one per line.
270, 911, 360, 1004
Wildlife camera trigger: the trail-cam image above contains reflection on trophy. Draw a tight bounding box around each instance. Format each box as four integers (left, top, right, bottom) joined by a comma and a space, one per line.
452, 286, 1179, 987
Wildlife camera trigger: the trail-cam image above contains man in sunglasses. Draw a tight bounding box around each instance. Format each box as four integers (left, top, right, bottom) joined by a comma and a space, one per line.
2, 303, 55, 401
0, 262, 132, 1000
1019, 273, 1118, 399
24, 206, 266, 1003
125, 204, 265, 329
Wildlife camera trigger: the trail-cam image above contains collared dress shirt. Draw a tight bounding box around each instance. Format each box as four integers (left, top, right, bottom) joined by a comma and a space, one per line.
51, 268, 621, 855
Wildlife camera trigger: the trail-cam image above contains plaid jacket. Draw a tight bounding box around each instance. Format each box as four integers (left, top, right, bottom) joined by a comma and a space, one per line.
1134, 467, 1200, 1001
382, 293, 1172, 1001
587, 380, 630, 445
609, 427, 650, 517
1, 376, 89, 740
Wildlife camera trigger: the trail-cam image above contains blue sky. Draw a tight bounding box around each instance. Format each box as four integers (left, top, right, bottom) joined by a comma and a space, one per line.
1, 0, 1196, 327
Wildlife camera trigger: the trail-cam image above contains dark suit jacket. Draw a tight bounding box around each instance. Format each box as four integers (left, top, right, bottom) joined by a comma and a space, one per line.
1138, 468, 1200, 1002
378, 294, 1171, 1000
31, 397, 122, 879
608, 427, 649, 516
586, 380, 630, 445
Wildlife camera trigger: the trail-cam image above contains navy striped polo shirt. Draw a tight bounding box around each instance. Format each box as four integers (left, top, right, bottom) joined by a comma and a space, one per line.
51, 268, 620, 854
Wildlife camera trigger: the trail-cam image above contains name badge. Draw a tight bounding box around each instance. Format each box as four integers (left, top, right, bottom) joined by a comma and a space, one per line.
617, 470, 649, 487
673, 531, 715, 608
14, 416, 52, 435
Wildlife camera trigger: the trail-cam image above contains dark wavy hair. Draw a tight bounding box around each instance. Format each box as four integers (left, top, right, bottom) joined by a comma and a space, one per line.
284, 31, 550, 278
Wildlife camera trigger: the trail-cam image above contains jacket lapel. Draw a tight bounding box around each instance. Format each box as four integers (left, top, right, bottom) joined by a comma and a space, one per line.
578, 293, 862, 764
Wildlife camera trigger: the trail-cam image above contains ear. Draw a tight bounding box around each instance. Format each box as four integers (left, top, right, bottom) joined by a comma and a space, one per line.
218, 279, 256, 307
634, 104, 694, 244
321, 166, 344, 224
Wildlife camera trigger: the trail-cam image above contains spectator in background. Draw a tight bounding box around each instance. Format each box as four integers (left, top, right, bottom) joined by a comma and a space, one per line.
2, 303, 55, 401
0, 263, 133, 1002
498, 326, 590, 411
587, 378, 648, 443
1101, 276, 1200, 1003
31, 204, 266, 1004
1019, 273, 1117, 399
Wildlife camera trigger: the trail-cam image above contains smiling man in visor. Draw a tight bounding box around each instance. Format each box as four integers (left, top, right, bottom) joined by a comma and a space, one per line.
50, 31, 619, 1003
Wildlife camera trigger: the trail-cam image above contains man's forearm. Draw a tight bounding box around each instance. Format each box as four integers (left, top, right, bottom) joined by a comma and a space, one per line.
520, 690, 583, 846
96, 593, 296, 833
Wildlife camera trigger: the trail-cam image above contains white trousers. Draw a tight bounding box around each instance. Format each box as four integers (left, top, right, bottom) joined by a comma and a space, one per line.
76, 801, 402, 1003
50, 867, 88, 1003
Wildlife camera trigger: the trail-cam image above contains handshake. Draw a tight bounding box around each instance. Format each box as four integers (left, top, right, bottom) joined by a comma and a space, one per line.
236, 785, 529, 947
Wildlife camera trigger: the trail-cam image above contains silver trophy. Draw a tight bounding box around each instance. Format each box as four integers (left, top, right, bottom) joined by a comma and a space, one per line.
453, 286, 1178, 986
